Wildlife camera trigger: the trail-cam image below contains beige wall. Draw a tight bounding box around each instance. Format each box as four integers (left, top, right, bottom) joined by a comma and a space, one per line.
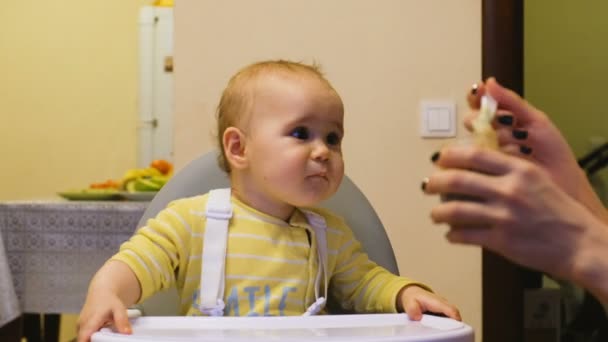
0, 1, 150, 200
174, 0, 482, 339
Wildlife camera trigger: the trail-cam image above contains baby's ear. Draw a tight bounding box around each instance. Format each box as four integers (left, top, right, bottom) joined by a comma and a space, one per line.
223, 127, 248, 170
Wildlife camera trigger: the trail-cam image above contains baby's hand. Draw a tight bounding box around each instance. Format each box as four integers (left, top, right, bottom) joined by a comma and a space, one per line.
77, 293, 132, 342
397, 285, 461, 321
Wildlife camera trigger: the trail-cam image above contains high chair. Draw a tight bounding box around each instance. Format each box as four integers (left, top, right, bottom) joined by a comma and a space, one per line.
94, 151, 474, 341
134, 150, 399, 316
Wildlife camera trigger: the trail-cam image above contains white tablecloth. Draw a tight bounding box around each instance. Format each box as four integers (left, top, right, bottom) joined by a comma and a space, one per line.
0, 200, 146, 325
0, 230, 20, 327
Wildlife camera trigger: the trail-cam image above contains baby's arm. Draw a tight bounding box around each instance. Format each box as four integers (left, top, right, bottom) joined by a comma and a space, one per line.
329, 225, 427, 313
397, 285, 461, 321
328, 220, 460, 319
77, 260, 142, 342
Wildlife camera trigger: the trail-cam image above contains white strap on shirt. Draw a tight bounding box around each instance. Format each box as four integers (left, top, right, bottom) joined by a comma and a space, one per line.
198, 189, 329, 316
199, 188, 232, 316
301, 210, 329, 316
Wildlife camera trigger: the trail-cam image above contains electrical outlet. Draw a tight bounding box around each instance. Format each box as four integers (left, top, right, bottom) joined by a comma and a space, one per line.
419, 100, 456, 138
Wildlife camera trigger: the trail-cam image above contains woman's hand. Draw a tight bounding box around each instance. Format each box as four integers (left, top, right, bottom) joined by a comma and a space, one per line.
465, 78, 608, 223
424, 145, 608, 302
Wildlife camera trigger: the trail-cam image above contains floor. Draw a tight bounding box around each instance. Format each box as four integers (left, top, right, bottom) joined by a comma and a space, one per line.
17, 314, 77, 342
58, 314, 77, 342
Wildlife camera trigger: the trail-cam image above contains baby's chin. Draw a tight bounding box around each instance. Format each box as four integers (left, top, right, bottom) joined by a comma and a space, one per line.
290, 190, 336, 208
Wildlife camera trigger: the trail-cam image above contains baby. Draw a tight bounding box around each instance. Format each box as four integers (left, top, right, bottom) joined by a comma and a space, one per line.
77, 60, 460, 342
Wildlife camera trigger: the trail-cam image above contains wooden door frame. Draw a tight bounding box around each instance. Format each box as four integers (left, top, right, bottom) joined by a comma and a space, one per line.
481, 1, 542, 341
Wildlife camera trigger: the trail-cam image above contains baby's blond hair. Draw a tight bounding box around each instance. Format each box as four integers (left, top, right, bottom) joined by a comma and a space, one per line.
216, 60, 337, 172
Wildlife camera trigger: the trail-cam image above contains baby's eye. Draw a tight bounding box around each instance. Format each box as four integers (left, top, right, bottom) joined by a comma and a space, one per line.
326, 132, 341, 146
290, 126, 309, 140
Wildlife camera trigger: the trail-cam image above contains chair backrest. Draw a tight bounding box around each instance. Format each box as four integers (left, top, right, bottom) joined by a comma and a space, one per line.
135, 150, 399, 315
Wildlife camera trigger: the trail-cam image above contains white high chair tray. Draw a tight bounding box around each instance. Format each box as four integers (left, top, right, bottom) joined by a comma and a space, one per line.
91, 313, 474, 342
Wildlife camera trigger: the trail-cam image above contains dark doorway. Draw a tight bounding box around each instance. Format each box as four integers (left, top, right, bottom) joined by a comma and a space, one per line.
481, 1, 542, 341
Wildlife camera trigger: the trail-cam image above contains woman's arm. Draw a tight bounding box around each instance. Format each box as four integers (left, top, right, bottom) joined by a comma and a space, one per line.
465, 78, 608, 224
424, 145, 608, 304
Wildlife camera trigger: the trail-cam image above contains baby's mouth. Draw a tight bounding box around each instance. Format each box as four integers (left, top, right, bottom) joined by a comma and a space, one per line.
309, 171, 327, 179
307, 173, 329, 183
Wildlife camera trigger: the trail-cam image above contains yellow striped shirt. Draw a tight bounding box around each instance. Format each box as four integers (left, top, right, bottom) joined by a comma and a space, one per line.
111, 194, 427, 316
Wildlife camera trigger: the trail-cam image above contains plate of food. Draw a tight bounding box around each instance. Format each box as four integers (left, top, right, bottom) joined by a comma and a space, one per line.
61, 159, 172, 202
58, 189, 121, 201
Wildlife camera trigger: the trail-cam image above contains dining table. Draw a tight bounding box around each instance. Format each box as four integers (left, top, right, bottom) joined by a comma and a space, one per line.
0, 200, 147, 327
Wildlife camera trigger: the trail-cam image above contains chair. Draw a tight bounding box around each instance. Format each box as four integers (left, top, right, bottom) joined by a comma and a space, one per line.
135, 150, 399, 315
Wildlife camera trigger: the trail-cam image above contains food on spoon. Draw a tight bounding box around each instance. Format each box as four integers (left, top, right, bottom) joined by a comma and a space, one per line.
441, 95, 499, 203
471, 95, 499, 150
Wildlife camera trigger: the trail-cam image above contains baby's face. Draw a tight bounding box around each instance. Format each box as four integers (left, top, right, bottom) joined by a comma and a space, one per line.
242, 74, 345, 211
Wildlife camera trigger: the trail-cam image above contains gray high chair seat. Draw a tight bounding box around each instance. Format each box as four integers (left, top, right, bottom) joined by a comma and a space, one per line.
135, 150, 399, 315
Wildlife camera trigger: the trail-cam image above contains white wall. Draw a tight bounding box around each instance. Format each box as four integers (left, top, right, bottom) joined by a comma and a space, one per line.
173, 1, 481, 339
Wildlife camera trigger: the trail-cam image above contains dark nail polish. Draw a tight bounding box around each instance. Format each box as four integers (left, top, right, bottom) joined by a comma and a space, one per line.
431, 151, 440, 163
421, 178, 429, 191
512, 129, 528, 140
471, 83, 478, 95
497, 115, 514, 126
520, 145, 532, 155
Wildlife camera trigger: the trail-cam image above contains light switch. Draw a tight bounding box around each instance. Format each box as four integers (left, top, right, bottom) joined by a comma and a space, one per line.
420, 101, 456, 138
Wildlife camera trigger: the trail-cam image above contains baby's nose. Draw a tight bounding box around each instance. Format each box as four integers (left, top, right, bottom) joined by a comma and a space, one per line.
311, 141, 330, 160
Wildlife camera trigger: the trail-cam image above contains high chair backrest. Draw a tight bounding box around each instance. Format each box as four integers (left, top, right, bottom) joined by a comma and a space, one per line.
135, 150, 399, 315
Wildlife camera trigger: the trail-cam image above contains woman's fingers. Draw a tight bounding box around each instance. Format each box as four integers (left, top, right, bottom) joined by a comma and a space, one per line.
434, 145, 516, 176
485, 78, 547, 126
464, 107, 519, 134
495, 127, 521, 146
445, 226, 496, 249
466, 82, 486, 109
425, 168, 501, 200
498, 143, 530, 158
466, 77, 548, 132
495, 129, 534, 156
430, 199, 501, 227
